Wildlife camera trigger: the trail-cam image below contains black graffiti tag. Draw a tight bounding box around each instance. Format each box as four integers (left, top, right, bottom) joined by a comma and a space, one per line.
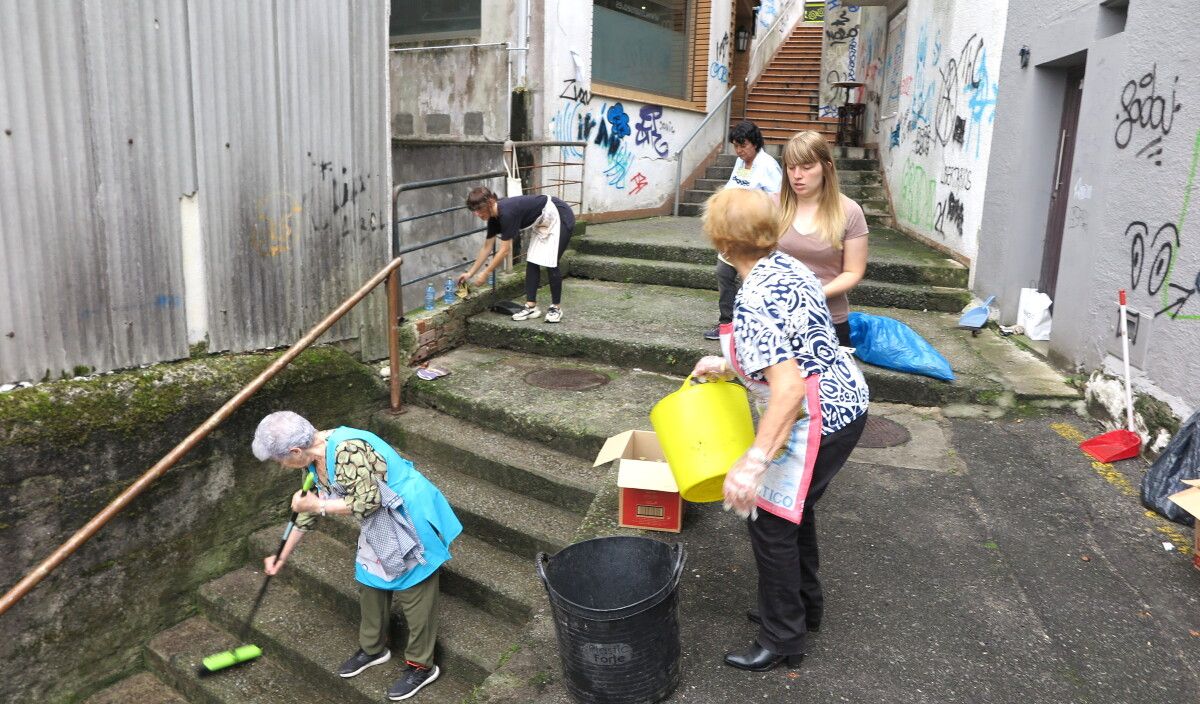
1114, 64, 1182, 165
1126, 220, 1178, 296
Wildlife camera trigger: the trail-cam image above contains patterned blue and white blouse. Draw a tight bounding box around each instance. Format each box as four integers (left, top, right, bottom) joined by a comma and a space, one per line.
732, 251, 870, 434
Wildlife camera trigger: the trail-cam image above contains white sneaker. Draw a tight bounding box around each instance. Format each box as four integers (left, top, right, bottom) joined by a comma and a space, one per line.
512, 306, 541, 321
545, 306, 563, 323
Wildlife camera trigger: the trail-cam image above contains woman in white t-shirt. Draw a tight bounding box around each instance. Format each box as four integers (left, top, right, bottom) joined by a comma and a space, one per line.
703, 120, 782, 341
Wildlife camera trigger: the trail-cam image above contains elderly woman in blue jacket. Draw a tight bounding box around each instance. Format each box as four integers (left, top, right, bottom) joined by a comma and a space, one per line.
252, 411, 461, 702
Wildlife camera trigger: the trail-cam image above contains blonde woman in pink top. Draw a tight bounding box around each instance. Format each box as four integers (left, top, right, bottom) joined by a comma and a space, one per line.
775, 131, 869, 346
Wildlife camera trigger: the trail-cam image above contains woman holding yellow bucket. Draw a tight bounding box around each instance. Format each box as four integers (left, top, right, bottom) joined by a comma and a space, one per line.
691, 187, 869, 672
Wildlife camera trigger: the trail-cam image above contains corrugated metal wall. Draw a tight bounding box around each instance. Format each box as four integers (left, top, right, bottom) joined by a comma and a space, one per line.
0, 0, 389, 384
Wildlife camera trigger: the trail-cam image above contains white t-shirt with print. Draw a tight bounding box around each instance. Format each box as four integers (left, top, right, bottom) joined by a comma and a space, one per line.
717, 150, 782, 265
726, 150, 782, 194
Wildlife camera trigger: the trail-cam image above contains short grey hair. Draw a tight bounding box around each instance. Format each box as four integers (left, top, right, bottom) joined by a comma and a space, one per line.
252, 411, 316, 461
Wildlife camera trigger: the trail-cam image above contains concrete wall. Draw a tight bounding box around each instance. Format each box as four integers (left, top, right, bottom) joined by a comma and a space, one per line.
0, 349, 384, 703
978, 0, 1199, 414
819, 2, 887, 124
876, 0, 1008, 262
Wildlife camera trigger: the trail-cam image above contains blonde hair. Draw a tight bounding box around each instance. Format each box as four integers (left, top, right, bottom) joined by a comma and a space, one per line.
703, 188, 779, 262
779, 131, 847, 249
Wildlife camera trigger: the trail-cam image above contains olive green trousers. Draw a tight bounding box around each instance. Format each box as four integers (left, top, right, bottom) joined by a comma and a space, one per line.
359, 570, 440, 667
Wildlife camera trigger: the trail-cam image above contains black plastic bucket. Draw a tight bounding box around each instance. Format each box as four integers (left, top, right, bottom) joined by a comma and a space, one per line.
536, 537, 686, 704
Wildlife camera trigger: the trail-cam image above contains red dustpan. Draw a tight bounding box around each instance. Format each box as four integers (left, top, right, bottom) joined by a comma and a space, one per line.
1080, 290, 1143, 462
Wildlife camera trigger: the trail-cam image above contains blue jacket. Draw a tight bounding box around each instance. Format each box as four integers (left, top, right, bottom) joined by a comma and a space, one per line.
319, 426, 462, 590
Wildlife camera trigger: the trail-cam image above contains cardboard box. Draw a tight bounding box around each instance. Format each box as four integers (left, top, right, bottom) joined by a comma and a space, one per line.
595, 430, 684, 533
1167, 479, 1200, 570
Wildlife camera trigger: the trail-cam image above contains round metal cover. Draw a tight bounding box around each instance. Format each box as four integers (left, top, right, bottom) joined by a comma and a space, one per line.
524, 368, 610, 391
857, 415, 912, 448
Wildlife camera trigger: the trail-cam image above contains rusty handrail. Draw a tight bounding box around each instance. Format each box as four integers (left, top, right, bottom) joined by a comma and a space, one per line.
0, 256, 405, 616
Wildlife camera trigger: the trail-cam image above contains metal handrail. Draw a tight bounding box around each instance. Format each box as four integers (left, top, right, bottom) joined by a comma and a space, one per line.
743, 0, 804, 118
505, 140, 587, 214
673, 87, 736, 216
0, 256, 406, 617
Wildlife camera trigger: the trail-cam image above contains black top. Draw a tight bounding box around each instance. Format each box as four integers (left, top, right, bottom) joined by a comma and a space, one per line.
486, 195, 570, 241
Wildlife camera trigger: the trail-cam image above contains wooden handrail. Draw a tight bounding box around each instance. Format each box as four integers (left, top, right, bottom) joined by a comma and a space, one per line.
0, 256, 405, 616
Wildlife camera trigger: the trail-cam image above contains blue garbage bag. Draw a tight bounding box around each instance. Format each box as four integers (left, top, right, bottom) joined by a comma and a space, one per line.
847, 312, 955, 381
1141, 409, 1200, 526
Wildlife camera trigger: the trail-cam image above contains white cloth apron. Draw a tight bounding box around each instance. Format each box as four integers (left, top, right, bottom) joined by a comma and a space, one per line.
718, 322, 824, 524
524, 196, 562, 268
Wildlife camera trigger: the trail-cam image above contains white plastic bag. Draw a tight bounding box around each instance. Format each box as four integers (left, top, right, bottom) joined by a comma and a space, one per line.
505, 150, 522, 198
1017, 288, 1053, 341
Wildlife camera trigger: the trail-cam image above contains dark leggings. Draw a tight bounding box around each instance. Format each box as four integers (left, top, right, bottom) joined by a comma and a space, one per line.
525, 207, 575, 305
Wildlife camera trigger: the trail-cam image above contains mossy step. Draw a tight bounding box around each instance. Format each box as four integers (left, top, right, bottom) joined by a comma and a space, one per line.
200, 563, 505, 692
568, 254, 970, 312
841, 184, 886, 200
258, 521, 540, 626
839, 170, 883, 185
574, 218, 969, 287
371, 406, 604, 513
83, 672, 186, 704
704, 165, 734, 180
405, 346, 678, 460
463, 279, 1017, 407
147, 617, 327, 704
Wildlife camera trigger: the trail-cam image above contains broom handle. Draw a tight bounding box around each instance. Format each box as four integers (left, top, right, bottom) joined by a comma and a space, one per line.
1119, 290, 1135, 432
240, 473, 315, 641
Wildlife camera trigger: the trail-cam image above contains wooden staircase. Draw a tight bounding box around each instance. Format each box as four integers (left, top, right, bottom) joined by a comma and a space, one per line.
734, 23, 836, 145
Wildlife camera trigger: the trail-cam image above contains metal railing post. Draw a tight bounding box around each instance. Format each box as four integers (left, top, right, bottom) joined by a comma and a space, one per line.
673, 87, 736, 217
386, 269, 403, 413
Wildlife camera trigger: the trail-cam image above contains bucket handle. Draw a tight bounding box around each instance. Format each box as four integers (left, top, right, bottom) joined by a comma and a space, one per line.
669, 543, 687, 588
535, 552, 550, 592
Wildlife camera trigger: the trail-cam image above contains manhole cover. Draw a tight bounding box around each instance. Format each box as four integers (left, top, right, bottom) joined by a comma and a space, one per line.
524, 368, 610, 391
857, 415, 911, 448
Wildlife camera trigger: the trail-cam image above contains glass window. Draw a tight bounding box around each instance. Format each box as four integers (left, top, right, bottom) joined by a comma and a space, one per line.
390, 0, 481, 41
592, 0, 692, 100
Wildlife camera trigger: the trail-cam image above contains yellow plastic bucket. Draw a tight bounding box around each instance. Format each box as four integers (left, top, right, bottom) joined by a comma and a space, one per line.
649, 375, 755, 503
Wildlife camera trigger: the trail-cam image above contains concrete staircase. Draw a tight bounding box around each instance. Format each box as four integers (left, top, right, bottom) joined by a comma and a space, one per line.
735, 23, 836, 144
89, 185, 1077, 704
89, 405, 607, 704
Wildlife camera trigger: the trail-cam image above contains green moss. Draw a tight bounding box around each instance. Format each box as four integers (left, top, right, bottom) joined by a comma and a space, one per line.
1135, 393, 1180, 437
0, 347, 377, 449
527, 671, 553, 687
497, 643, 521, 667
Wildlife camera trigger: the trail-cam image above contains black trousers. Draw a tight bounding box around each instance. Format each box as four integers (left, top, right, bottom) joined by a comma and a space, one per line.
747, 412, 867, 655
525, 206, 575, 305
716, 259, 740, 325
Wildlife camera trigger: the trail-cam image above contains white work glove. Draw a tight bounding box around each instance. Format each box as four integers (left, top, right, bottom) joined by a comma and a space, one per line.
723, 448, 769, 519
691, 355, 731, 382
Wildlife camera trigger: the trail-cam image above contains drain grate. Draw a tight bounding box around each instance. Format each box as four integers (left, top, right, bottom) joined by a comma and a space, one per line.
524, 368, 611, 391
857, 415, 912, 448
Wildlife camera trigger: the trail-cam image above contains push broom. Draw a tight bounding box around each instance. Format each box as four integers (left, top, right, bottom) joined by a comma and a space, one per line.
1080, 290, 1143, 462
197, 472, 315, 676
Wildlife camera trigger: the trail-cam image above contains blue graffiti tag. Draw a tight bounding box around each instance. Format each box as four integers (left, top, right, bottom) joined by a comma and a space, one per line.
635, 105, 671, 157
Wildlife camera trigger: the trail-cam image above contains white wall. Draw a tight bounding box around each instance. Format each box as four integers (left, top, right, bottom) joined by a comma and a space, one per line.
876, 0, 1008, 262
706, 0, 734, 111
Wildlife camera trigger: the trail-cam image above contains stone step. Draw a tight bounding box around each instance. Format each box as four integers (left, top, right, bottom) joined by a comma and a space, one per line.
704, 165, 734, 180
840, 169, 884, 185
462, 279, 1025, 407
201, 562, 513, 691
406, 346, 681, 460
83, 672, 187, 704
574, 219, 968, 287
567, 254, 971, 313
370, 405, 604, 513
151, 618, 477, 704
251, 524, 539, 627
841, 183, 887, 200
679, 201, 887, 222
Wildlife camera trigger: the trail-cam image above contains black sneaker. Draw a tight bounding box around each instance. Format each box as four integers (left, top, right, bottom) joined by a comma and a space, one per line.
703, 325, 720, 341
388, 664, 440, 700
338, 648, 391, 678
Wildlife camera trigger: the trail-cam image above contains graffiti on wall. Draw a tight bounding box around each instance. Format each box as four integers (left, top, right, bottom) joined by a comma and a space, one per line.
825, 5, 859, 46
1114, 63, 1183, 167
635, 105, 671, 157
1142, 130, 1200, 320
897, 159, 935, 230
251, 154, 384, 256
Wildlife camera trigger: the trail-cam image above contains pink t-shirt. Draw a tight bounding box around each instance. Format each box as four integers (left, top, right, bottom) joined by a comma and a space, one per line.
776, 194, 869, 324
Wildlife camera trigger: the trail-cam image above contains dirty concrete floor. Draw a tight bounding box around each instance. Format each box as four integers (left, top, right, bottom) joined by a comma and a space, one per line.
533, 405, 1200, 704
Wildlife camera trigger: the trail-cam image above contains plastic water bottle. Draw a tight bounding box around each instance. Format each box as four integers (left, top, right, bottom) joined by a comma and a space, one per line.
424, 283, 435, 311
443, 278, 455, 304
488, 271, 495, 287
